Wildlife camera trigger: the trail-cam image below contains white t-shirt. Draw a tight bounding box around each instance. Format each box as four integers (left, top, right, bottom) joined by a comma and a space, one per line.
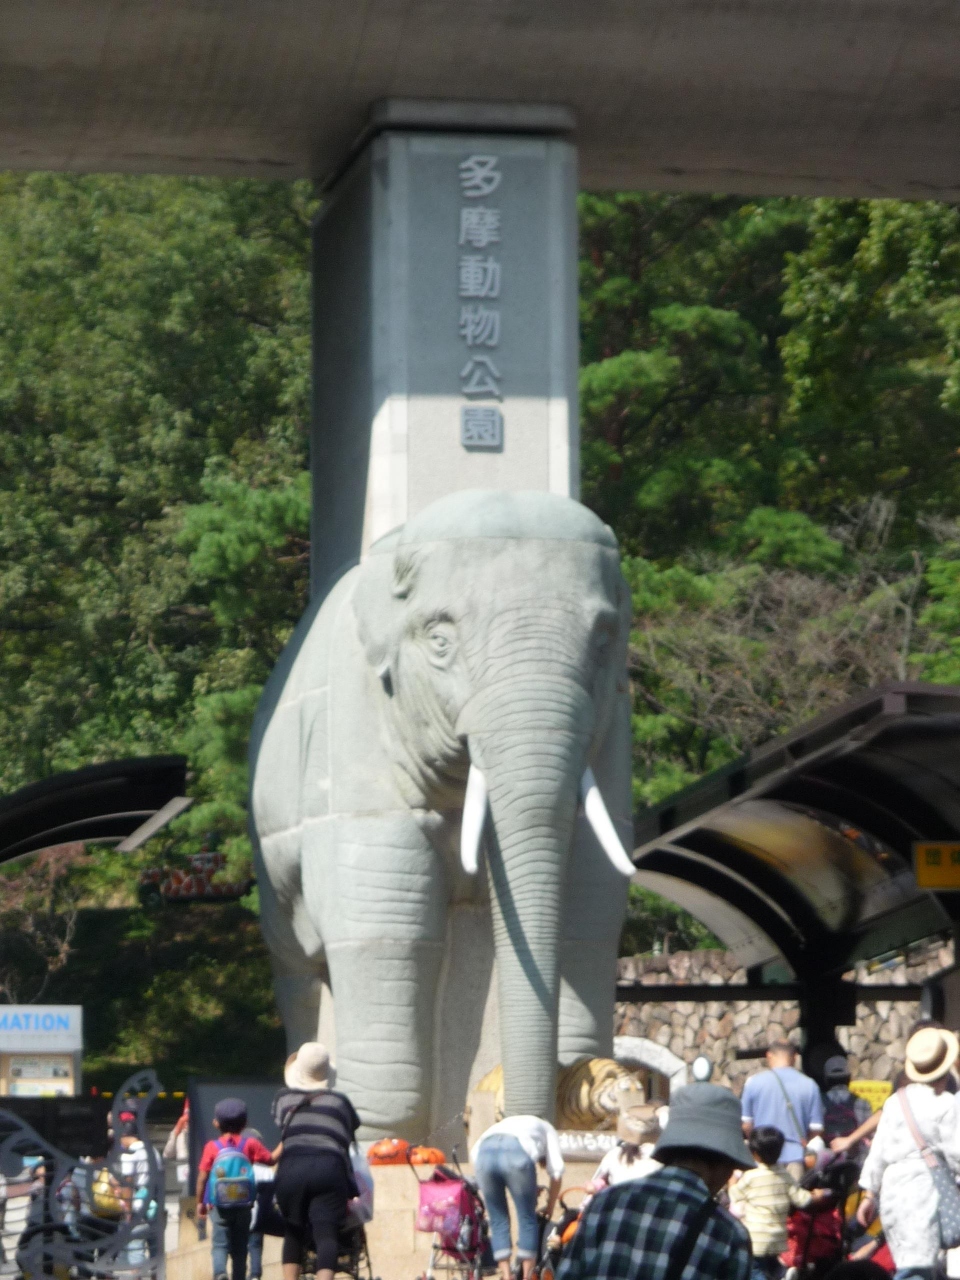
119, 1140, 155, 1189
594, 1143, 661, 1187
471, 1116, 565, 1180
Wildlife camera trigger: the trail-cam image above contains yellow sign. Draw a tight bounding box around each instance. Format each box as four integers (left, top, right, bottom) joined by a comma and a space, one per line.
849, 1079, 893, 1112
914, 842, 960, 889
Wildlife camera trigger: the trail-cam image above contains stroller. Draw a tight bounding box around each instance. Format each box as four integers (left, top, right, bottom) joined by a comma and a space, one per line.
537, 1186, 590, 1280
781, 1153, 862, 1279
254, 1185, 375, 1280
414, 1158, 494, 1279
326, 1222, 376, 1280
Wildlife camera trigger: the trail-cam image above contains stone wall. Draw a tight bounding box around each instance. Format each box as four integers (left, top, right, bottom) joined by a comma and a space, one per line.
615, 944, 952, 1093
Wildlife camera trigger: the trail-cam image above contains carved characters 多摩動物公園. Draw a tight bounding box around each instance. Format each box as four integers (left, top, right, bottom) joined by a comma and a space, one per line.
250, 490, 634, 1140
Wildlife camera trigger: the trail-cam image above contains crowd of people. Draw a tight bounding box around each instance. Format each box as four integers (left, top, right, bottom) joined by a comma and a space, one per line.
164, 1019, 960, 1280
547, 1026, 960, 1280
463, 1026, 960, 1279
0, 1100, 165, 1272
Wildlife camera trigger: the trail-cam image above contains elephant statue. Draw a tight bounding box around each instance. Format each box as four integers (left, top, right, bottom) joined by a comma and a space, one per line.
250, 489, 635, 1141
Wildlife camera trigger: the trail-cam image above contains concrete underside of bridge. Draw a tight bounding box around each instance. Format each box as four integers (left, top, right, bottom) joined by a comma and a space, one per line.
4, 0, 960, 198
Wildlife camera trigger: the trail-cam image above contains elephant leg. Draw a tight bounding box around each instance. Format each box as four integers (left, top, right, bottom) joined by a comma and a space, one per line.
304, 811, 446, 1142
255, 828, 328, 1053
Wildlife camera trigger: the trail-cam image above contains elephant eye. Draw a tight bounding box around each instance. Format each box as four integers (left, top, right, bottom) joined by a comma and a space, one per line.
425, 621, 456, 663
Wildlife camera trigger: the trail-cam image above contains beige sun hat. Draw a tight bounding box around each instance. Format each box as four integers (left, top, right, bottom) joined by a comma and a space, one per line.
905, 1026, 960, 1083
284, 1041, 334, 1091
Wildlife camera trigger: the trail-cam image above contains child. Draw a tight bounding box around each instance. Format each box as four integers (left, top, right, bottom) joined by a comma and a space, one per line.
241, 1128, 276, 1280
729, 1125, 829, 1280
195, 1099, 278, 1280
590, 1106, 662, 1189
821, 1056, 872, 1148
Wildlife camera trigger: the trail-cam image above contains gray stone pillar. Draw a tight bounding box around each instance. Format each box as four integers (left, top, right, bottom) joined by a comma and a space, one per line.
310, 100, 578, 597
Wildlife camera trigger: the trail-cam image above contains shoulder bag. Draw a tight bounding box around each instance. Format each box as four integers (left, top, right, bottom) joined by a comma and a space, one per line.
273, 1092, 312, 1171
770, 1069, 808, 1150
898, 1087, 960, 1249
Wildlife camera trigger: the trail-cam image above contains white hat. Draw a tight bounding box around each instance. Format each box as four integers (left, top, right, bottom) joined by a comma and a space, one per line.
905, 1027, 960, 1084
284, 1041, 333, 1091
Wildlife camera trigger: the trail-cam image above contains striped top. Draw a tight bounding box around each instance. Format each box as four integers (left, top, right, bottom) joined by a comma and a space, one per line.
272, 1087, 361, 1160
728, 1164, 812, 1257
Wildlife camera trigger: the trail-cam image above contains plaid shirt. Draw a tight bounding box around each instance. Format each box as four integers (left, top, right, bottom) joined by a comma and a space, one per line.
555, 1165, 751, 1280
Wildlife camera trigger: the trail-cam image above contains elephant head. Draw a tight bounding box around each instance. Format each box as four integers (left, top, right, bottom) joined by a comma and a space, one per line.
352, 490, 633, 1118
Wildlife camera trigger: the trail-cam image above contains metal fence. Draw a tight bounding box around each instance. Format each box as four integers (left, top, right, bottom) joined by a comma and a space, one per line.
0, 1069, 165, 1278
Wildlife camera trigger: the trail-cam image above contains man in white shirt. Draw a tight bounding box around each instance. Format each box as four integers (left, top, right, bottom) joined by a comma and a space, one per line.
471, 1115, 565, 1280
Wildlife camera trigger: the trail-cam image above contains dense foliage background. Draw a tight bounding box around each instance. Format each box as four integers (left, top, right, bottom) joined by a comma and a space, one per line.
5, 178, 960, 1079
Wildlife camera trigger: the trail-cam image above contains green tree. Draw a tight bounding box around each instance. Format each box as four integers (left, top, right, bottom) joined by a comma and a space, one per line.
780, 200, 960, 533
7, 180, 960, 974
0, 174, 315, 853
626, 520, 927, 807
0, 844, 91, 1001
620, 885, 719, 955
579, 194, 809, 558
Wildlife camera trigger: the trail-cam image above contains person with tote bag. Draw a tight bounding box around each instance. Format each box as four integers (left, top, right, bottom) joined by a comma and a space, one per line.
271, 1042, 361, 1280
857, 1027, 960, 1280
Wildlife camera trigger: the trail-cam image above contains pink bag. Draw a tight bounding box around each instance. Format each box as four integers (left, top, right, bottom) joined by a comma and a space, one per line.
415, 1174, 472, 1237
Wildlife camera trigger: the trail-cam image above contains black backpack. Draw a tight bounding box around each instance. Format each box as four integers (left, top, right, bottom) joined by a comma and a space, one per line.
822, 1089, 859, 1140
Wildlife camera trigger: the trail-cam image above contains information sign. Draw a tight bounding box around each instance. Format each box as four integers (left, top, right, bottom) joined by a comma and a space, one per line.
0, 1004, 82, 1052
0, 1007, 82, 1098
10, 1054, 72, 1080
557, 1130, 618, 1161
914, 842, 960, 889
849, 1079, 894, 1112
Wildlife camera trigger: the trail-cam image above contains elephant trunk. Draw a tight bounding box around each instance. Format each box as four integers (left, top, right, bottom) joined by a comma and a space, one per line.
462, 676, 593, 1119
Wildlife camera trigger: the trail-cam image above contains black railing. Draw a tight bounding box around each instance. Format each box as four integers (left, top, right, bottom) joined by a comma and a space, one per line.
0, 1068, 165, 1279
615, 982, 925, 1004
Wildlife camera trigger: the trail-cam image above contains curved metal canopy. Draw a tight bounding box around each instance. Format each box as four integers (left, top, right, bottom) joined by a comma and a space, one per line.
632, 683, 958, 983
0, 756, 190, 865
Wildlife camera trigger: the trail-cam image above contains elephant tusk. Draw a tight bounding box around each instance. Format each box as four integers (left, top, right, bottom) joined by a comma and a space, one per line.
460, 764, 488, 875
580, 767, 635, 877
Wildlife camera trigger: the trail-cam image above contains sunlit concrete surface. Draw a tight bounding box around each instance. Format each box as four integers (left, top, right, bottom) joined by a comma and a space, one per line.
4, 0, 960, 197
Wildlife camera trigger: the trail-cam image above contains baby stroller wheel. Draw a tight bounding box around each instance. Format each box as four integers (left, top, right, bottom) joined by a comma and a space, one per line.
335, 1222, 373, 1279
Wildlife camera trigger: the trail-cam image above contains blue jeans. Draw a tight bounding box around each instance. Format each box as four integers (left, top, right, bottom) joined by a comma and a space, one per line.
474, 1134, 539, 1262
893, 1271, 936, 1280
211, 1205, 252, 1280
752, 1258, 783, 1280
123, 1226, 148, 1269
248, 1229, 263, 1279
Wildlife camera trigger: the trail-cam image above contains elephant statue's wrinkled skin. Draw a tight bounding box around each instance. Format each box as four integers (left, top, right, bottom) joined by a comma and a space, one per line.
250, 490, 633, 1140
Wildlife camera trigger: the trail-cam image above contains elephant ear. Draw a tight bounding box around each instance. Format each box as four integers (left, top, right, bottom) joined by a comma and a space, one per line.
615, 560, 633, 663
351, 530, 420, 688
599, 546, 632, 667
